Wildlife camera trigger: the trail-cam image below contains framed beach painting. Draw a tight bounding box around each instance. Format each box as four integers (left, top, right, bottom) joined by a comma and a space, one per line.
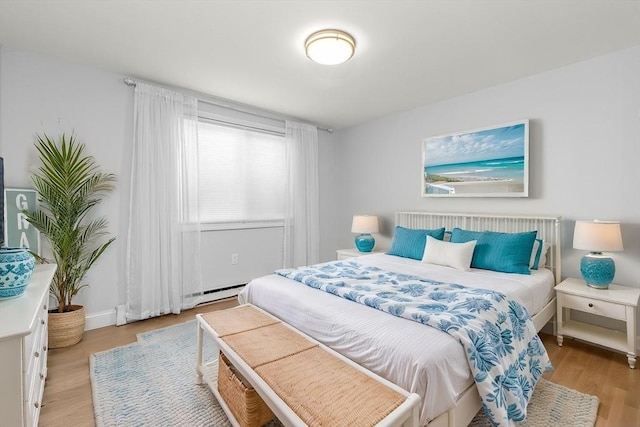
422, 120, 529, 198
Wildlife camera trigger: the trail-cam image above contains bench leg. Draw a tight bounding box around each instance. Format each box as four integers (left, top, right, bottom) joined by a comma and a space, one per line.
196, 322, 204, 385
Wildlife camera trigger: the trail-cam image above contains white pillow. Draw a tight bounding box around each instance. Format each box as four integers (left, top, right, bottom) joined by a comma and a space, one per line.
529, 239, 551, 269
422, 235, 477, 271
538, 241, 551, 268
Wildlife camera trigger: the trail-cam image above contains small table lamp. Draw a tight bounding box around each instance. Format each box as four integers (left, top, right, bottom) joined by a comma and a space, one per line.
573, 220, 623, 289
351, 215, 379, 252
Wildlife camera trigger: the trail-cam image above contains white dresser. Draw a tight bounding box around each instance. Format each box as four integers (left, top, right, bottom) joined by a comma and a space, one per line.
0, 264, 57, 427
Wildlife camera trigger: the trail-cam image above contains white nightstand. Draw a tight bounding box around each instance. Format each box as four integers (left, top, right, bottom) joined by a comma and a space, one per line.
555, 277, 640, 369
336, 248, 384, 260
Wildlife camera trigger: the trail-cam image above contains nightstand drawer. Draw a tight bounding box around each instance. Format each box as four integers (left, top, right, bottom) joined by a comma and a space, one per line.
561, 293, 626, 321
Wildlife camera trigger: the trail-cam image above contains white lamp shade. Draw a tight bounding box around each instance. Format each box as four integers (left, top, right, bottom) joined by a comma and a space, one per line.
351, 215, 379, 234
573, 220, 623, 252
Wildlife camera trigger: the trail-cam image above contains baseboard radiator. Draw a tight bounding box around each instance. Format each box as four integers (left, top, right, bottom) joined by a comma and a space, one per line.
200, 283, 246, 304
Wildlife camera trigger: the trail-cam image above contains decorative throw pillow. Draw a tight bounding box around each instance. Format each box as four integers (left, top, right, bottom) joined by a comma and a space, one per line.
530, 239, 551, 270
450, 228, 537, 275
538, 242, 551, 269
422, 236, 477, 271
387, 226, 446, 260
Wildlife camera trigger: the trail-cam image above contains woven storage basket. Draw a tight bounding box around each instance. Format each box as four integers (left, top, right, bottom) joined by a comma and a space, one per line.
218, 353, 275, 427
48, 305, 86, 348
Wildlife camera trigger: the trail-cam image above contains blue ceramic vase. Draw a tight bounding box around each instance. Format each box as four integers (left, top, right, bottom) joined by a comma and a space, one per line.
0, 247, 36, 299
354, 233, 375, 252
580, 254, 615, 289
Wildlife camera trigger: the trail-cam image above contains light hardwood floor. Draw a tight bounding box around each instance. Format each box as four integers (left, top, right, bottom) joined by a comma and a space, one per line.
39, 299, 639, 427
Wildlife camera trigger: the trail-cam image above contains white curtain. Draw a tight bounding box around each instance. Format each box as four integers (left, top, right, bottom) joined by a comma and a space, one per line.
283, 121, 320, 268
126, 83, 202, 321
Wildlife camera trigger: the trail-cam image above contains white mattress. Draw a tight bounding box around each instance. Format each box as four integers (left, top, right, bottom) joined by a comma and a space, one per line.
238, 253, 555, 425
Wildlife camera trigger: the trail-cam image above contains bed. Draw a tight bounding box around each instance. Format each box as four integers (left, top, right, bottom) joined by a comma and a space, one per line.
238, 212, 562, 426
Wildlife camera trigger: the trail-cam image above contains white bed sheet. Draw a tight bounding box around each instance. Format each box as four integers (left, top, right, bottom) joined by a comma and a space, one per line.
238, 253, 555, 425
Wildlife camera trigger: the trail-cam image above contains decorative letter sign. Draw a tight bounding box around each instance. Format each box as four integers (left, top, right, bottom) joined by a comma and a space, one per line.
4, 188, 40, 255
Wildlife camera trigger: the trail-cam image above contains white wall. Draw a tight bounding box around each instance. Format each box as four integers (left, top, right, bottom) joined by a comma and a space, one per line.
0, 46, 133, 329
324, 46, 640, 288
200, 227, 284, 291
321, 46, 640, 332
0, 46, 338, 329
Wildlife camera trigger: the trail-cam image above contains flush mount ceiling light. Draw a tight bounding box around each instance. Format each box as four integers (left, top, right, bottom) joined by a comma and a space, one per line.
305, 29, 356, 65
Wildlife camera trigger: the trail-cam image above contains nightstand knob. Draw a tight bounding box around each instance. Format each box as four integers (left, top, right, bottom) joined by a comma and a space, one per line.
588, 303, 594, 308
35, 351, 40, 358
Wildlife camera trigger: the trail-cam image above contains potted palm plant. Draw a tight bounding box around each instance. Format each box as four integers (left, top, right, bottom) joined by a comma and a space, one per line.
24, 133, 116, 348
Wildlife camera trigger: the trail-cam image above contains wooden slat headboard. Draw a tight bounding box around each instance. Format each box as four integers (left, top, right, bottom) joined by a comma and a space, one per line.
395, 212, 562, 284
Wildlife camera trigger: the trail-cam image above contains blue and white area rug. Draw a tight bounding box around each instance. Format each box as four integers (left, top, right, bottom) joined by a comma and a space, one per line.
90, 321, 229, 426
90, 320, 598, 426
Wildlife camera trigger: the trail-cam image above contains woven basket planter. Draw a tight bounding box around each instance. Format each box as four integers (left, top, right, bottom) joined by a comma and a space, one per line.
48, 305, 86, 348
218, 353, 275, 427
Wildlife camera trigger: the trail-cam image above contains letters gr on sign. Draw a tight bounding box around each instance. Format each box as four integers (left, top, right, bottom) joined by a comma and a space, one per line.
4, 188, 40, 255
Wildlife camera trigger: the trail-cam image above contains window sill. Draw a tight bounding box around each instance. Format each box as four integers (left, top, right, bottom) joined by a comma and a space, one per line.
201, 220, 284, 231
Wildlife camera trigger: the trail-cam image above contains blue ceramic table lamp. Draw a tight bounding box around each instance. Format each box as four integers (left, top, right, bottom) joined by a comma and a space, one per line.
351, 215, 379, 252
573, 220, 623, 289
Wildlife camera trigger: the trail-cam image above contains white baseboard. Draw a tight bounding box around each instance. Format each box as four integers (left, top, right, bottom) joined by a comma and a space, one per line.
84, 309, 117, 331
83, 289, 241, 331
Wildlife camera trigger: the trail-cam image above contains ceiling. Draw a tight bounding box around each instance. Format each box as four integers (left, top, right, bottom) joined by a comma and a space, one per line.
0, 1, 638, 130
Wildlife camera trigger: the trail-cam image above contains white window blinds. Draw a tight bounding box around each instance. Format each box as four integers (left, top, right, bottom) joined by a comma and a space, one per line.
197, 120, 286, 224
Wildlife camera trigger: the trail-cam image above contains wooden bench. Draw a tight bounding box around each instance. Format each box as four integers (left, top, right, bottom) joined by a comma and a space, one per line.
196, 304, 420, 427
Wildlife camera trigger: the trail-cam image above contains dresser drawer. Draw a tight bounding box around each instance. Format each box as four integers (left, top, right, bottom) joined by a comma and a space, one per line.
22, 294, 48, 355
26, 350, 47, 427
560, 293, 626, 321
23, 292, 48, 377
26, 314, 48, 427
25, 323, 47, 402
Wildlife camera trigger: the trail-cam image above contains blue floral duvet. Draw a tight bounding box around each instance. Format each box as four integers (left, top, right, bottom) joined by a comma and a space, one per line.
276, 260, 552, 426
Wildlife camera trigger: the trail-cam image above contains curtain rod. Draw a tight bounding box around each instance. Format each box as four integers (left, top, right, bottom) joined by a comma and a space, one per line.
123, 78, 333, 133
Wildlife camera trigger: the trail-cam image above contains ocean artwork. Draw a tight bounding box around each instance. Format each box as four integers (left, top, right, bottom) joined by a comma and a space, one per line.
422, 120, 529, 197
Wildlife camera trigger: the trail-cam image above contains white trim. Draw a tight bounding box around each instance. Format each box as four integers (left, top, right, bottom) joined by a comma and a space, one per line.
84, 309, 116, 331
201, 220, 284, 231
85, 289, 244, 330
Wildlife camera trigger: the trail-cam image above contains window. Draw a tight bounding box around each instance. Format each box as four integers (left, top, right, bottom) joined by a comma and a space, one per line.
197, 120, 286, 227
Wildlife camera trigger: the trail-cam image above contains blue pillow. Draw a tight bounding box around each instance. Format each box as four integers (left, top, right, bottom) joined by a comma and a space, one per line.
387, 226, 446, 260
450, 228, 537, 275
